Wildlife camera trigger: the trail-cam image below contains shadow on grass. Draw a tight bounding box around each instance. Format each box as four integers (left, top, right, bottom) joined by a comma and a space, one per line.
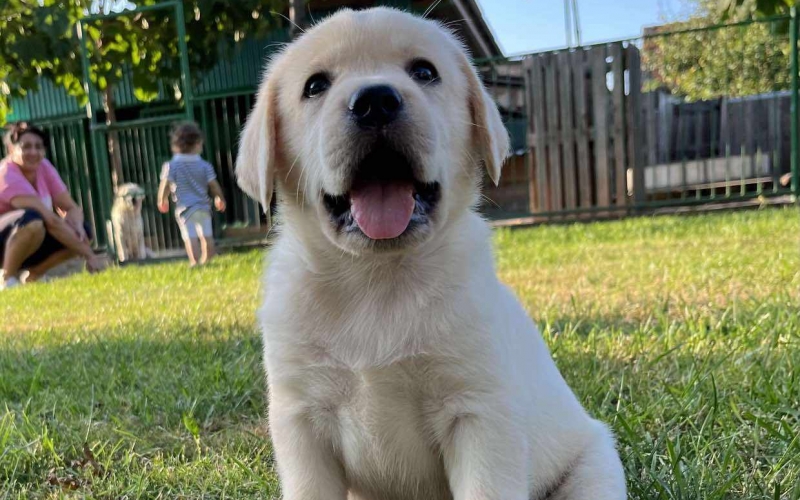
2, 300, 797, 500
0, 322, 276, 496
0, 322, 266, 430
542, 304, 799, 500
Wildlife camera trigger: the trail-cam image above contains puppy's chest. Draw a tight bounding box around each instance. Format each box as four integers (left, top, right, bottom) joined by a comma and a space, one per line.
301, 360, 451, 497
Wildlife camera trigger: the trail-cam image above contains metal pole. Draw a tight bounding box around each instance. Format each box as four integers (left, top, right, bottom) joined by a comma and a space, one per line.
174, 1, 194, 121
791, 6, 799, 196
76, 21, 111, 248
571, 0, 582, 47
564, 0, 573, 48
289, 0, 307, 39
76, 21, 95, 121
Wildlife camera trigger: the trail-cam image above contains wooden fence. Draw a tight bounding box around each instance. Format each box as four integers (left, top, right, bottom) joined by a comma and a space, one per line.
478, 42, 792, 221
639, 90, 790, 194
520, 43, 644, 216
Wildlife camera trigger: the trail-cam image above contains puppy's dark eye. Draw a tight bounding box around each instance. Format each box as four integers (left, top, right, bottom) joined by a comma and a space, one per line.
409, 59, 439, 84
303, 73, 331, 98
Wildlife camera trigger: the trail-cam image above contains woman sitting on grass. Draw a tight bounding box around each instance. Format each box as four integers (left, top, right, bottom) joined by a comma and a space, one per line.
0, 123, 105, 290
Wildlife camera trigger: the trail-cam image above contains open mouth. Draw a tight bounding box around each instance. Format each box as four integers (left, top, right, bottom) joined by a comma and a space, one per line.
323, 143, 440, 241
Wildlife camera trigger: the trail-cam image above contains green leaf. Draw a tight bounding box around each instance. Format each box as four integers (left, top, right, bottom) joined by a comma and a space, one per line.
182, 412, 200, 439
131, 43, 141, 65
0, 0, 290, 120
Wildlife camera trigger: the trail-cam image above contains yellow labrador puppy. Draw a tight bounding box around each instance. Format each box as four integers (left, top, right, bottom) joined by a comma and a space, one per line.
110, 182, 149, 262
236, 8, 626, 500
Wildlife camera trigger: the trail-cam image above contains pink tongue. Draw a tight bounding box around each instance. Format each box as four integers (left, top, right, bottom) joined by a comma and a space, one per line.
350, 181, 415, 240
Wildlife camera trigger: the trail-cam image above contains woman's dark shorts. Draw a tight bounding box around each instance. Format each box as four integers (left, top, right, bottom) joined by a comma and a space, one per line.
0, 209, 92, 269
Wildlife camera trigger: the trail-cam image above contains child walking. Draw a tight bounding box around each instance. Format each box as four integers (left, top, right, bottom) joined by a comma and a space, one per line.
157, 122, 226, 266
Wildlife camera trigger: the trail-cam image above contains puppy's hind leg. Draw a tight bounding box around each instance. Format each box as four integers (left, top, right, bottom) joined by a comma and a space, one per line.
112, 221, 127, 262
547, 422, 626, 500
137, 232, 147, 260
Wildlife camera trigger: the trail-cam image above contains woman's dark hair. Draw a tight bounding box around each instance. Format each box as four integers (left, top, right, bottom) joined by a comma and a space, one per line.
4, 122, 48, 148
170, 121, 204, 154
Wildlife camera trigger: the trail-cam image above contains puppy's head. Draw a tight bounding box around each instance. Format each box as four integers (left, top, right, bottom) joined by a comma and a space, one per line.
236, 8, 508, 255
115, 183, 145, 213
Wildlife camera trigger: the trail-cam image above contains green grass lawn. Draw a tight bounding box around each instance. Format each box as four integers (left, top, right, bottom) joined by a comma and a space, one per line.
1, 208, 798, 499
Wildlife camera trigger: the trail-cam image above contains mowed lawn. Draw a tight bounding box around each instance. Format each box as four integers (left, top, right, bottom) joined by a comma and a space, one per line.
1, 208, 798, 499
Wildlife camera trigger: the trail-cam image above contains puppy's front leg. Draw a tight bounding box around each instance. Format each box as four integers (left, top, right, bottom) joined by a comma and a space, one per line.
115, 232, 127, 262
269, 392, 347, 500
441, 398, 529, 500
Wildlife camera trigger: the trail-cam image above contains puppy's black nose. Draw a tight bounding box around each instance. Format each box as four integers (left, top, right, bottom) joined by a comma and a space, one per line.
349, 85, 403, 129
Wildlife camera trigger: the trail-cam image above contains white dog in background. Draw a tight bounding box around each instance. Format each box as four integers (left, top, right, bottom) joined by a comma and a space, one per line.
109, 182, 149, 262
236, 8, 626, 500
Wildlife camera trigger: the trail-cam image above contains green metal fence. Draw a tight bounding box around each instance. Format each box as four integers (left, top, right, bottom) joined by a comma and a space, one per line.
44, 117, 102, 239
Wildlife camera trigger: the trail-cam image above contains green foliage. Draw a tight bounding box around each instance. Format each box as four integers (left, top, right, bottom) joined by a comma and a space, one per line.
713, 0, 796, 20
0, 0, 288, 124
641, 0, 793, 101
642, 17, 791, 100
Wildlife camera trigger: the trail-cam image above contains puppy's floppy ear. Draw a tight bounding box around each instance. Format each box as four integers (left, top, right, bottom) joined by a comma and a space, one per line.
236, 74, 281, 211
460, 57, 510, 186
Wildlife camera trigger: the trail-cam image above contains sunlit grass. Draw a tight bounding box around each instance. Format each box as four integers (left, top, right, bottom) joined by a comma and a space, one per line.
1, 207, 798, 499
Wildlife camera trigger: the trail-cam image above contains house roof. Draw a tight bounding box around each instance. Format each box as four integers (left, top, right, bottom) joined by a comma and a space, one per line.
448, 0, 504, 59
301, 0, 504, 58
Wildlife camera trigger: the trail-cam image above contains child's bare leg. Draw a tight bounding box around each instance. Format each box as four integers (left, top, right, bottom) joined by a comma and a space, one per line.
200, 236, 216, 265
191, 238, 202, 265
184, 238, 201, 266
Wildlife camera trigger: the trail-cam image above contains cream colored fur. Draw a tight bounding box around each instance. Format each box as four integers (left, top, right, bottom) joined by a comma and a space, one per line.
110, 183, 148, 262
236, 8, 626, 500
